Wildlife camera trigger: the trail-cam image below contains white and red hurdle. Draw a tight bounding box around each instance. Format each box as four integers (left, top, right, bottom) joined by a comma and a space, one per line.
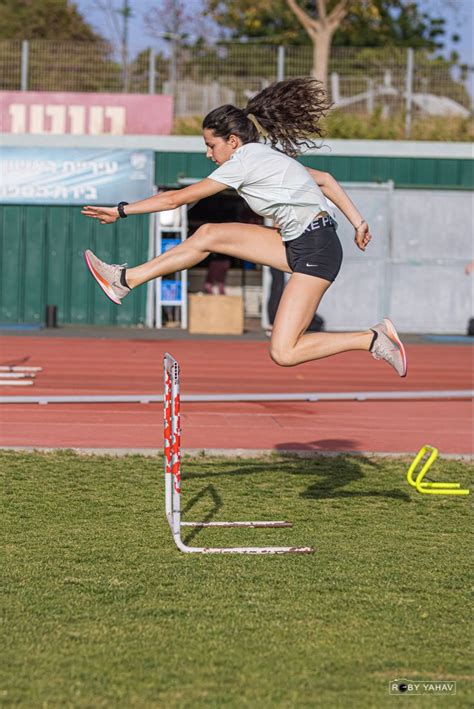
163, 353, 314, 554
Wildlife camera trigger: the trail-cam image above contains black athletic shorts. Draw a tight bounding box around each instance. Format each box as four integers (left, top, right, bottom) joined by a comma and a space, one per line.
284, 214, 343, 282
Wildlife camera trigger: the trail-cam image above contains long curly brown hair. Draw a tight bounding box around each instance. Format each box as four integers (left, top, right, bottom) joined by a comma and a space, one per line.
202, 77, 332, 158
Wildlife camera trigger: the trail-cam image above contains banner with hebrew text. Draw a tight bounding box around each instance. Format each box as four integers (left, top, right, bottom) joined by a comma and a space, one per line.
0, 147, 154, 205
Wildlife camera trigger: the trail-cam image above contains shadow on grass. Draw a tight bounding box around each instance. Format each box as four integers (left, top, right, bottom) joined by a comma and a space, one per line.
181, 484, 223, 545
272, 438, 409, 501
179, 447, 410, 544
182, 440, 410, 508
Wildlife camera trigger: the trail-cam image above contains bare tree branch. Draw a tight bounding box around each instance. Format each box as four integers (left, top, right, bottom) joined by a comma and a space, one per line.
286, 0, 354, 86
145, 0, 212, 44
286, 0, 319, 37
327, 0, 349, 31
288, 0, 349, 34
95, 0, 122, 42
316, 0, 327, 22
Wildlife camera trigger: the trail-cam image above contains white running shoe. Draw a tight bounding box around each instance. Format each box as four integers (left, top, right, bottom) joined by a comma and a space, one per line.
84, 250, 131, 305
370, 318, 407, 377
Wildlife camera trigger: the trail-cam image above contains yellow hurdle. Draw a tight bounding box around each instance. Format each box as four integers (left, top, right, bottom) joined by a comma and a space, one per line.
406, 445, 470, 496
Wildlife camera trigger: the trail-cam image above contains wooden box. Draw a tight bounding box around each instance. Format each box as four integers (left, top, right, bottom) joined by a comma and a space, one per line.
188, 294, 244, 335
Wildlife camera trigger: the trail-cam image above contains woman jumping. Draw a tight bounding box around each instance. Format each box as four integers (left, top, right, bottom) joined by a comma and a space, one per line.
82, 78, 407, 376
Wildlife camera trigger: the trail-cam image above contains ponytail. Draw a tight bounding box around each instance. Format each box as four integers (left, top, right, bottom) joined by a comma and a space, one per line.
245, 77, 332, 157
202, 77, 331, 158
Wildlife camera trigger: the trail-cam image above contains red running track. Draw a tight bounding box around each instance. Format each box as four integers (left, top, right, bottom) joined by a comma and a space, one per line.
0, 336, 472, 454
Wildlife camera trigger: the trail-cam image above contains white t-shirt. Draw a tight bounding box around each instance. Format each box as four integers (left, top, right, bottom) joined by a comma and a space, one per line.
208, 142, 332, 241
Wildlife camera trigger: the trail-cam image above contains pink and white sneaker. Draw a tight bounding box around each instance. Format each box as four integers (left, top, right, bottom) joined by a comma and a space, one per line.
84, 250, 130, 305
370, 317, 407, 377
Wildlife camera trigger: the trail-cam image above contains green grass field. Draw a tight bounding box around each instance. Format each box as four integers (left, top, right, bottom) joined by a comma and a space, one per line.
2, 450, 472, 708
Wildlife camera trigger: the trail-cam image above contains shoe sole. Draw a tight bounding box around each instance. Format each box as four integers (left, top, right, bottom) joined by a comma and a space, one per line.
84, 251, 122, 306
383, 317, 407, 377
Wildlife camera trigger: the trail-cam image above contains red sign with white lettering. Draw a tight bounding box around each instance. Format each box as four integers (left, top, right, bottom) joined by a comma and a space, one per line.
0, 91, 173, 135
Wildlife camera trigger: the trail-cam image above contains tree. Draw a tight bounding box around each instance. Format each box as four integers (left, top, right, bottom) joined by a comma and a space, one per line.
205, 0, 452, 88
333, 0, 446, 50
287, 0, 454, 86
146, 0, 190, 42
204, 0, 306, 45
0, 0, 123, 92
145, 0, 213, 46
0, 0, 102, 40
286, 0, 348, 85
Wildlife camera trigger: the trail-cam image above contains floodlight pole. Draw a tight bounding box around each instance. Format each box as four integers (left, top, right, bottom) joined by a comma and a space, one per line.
118, 0, 132, 93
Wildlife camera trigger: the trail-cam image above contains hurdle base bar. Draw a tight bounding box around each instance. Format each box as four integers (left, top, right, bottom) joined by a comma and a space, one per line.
407, 445, 470, 496
166, 515, 314, 554
180, 520, 292, 528
414, 478, 470, 495
178, 542, 314, 554
415, 484, 469, 496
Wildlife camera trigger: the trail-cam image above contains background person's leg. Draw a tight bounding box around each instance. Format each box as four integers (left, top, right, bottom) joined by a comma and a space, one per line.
270, 273, 372, 367
267, 267, 285, 325
205, 257, 231, 294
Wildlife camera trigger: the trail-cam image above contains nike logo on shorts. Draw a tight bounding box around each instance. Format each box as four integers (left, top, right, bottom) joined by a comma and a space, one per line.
306, 263, 319, 267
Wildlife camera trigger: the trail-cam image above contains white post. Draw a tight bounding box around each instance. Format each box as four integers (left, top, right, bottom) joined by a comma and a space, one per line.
146, 213, 155, 328
331, 72, 340, 104
367, 78, 374, 113
277, 45, 285, 82
210, 81, 219, 108
21, 40, 29, 91
148, 48, 156, 94
405, 48, 414, 139
155, 213, 162, 328
180, 205, 188, 329
170, 38, 177, 101
261, 266, 271, 330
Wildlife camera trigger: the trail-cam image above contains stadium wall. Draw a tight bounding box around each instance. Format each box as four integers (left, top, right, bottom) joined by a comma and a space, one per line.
1, 136, 472, 328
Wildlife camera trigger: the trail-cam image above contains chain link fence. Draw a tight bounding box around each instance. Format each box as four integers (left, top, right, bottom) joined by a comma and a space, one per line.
1, 39, 471, 124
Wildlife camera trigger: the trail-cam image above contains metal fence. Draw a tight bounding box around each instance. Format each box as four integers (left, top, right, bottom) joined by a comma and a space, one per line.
1, 39, 471, 126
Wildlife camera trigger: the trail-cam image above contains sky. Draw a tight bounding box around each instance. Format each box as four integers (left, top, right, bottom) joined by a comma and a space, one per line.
76, 0, 473, 62
76, 0, 473, 97
76, 0, 209, 56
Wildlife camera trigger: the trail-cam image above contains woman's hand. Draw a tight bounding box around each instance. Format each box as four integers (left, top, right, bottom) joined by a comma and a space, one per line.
81, 206, 119, 224
354, 221, 372, 251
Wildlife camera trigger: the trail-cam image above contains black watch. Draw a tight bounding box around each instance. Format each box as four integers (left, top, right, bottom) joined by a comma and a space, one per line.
117, 201, 129, 218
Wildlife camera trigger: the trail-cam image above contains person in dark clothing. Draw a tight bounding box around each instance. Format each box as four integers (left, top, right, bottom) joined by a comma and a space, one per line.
204, 254, 231, 294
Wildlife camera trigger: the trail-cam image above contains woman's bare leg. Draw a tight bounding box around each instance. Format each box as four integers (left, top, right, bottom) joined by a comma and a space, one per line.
270, 273, 372, 366
125, 222, 290, 287
125, 223, 371, 364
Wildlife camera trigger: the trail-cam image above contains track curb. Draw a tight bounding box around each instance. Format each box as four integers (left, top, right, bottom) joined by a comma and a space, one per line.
1, 445, 472, 461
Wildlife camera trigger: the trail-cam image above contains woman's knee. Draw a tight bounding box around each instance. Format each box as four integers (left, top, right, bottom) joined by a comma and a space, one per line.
269, 343, 296, 367
191, 223, 218, 250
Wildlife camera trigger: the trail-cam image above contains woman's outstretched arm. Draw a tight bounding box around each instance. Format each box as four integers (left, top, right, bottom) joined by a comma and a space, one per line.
306, 167, 372, 252
81, 178, 227, 224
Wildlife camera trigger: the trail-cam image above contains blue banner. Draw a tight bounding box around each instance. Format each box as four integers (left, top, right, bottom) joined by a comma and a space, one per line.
0, 147, 154, 205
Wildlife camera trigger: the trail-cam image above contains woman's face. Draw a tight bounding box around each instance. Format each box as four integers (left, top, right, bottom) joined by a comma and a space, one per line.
203, 128, 241, 166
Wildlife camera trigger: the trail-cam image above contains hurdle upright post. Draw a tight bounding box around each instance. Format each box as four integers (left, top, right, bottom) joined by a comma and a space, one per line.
164, 354, 183, 543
